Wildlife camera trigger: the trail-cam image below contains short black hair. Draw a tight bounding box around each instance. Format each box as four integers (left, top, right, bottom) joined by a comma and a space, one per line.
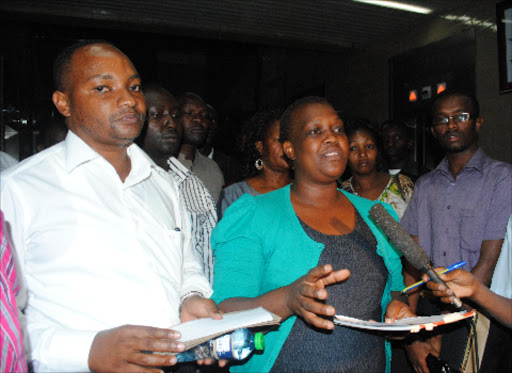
381, 119, 408, 136
178, 92, 206, 106
239, 109, 283, 178
280, 96, 330, 143
53, 39, 113, 92
431, 89, 480, 118
345, 118, 379, 147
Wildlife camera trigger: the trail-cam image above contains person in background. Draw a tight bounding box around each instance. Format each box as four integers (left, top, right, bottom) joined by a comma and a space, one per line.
341, 119, 414, 219
0, 40, 222, 372
177, 92, 224, 203
400, 89, 512, 373
139, 84, 217, 284
380, 119, 418, 181
217, 109, 291, 219
212, 96, 413, 373
0, 211, 28, 373
200, 103, 242, 187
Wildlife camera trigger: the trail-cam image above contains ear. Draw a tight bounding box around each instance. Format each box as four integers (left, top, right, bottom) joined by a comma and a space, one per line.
255, 140, 263, 156
474, 117, 484, 132
430, 126, 437, 140
52, 91, 71, 118
283, 140, 296, 161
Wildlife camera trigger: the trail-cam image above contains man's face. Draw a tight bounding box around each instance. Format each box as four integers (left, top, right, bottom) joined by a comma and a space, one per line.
143, 90, 183, 158
52, 44, 146, 152
180, 96, 210, 146
381, 125, 410, 164
431, 95, 482, 154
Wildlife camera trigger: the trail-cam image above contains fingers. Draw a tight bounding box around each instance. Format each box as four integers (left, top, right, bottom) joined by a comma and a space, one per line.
304, 264, 334, 283
128, 351, 178, 368
136, 325, 182, 341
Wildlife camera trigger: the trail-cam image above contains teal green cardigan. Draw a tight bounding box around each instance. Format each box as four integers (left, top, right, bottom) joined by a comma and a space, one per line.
212, 185, 404, 373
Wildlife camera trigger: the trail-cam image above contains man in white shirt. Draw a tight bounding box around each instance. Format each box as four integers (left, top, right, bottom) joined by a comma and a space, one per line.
0, 41, 221, 372
139, 84, 217, 284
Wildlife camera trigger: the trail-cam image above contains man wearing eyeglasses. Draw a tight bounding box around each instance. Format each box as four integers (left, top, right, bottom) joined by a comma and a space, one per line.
399, 90, 512, 373
177, 92, 224, 203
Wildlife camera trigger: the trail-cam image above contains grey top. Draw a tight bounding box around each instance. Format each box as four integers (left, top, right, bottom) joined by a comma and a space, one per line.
217, 180, 259, 220
178, 150, 225, 204
270, 210, 388, 373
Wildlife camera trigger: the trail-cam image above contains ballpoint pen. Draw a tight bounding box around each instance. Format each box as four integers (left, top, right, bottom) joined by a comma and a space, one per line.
401, 261, 466, 293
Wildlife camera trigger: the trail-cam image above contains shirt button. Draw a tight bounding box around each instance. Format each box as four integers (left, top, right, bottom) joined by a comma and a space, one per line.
450, 182, 455, 186
447, 205, 451, 209
443, 252, 447, 256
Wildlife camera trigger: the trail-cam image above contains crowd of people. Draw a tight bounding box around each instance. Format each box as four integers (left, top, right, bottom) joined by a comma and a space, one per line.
0, 40, 511, 373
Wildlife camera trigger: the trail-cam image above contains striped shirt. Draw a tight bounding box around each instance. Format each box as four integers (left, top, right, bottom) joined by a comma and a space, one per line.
1, 211, 27, 373
168, 157, 217, 284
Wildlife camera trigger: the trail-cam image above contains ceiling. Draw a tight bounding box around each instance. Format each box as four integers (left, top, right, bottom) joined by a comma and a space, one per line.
0, 0, 497, 50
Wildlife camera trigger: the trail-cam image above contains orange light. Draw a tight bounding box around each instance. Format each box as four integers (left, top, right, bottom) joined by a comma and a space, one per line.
409, 90, 417, 102
437, 82, 446, 94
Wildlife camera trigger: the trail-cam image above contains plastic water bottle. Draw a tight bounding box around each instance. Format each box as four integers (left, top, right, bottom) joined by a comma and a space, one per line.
176, 328, 264, 362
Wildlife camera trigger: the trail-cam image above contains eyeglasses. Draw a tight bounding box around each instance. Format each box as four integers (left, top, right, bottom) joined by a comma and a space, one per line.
432, 112, 472, 127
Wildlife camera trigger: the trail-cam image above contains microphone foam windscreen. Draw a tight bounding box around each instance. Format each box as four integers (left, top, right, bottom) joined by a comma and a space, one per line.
369, 204, 430, 271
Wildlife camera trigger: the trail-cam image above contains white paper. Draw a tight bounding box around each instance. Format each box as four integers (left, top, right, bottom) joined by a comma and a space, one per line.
171, 307, 280, 344
334, 310, 476, 333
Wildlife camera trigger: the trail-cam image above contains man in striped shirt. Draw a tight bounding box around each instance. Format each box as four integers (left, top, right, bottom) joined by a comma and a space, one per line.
140, 84, 217, 283
1, 211, 28, 373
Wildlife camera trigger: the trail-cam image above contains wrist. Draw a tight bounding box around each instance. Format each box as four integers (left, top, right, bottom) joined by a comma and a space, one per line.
179, 291, 204, 313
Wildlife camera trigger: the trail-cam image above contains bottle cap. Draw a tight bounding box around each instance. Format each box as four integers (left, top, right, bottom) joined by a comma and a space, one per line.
254, 332, 264, 350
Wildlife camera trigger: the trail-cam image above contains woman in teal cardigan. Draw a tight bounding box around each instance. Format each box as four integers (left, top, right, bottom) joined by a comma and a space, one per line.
212, 97, 413, 373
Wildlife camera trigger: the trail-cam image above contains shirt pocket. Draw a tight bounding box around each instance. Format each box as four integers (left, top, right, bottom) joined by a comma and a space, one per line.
459, 208, 483, 253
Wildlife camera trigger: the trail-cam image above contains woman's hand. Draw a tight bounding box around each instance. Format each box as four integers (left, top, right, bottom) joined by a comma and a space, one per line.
285, 264, 350, 330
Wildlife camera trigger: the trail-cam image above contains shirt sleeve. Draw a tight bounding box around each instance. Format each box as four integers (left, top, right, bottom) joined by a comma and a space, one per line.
211, 194, 265, 303
483, 167, 512, 241
1, 177, 99, 372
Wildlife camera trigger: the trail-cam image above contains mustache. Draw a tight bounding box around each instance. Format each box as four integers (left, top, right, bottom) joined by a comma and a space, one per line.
111, 109, 145, 122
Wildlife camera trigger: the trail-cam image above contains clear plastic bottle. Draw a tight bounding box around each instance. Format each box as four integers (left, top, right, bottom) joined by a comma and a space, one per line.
176, 328, 264, 362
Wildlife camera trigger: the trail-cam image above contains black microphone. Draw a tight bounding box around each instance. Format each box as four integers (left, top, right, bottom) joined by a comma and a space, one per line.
369, 204, 464, 309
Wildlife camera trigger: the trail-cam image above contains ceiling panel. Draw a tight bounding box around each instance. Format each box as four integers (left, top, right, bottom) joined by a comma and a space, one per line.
0, 0, 496, 49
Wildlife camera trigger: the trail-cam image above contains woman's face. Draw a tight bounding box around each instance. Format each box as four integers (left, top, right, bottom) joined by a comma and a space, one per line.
283, 102, 348, 183
258, 120, 290, 172
347, 129, 378, 175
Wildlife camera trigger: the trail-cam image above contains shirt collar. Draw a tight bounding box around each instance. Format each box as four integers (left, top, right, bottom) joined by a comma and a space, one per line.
434, 147, 485, 176
64, 131, 101, 173
64, 131, 165, 185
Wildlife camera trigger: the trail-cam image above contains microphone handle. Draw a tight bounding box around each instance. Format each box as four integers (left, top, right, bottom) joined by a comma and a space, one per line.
425, 267, 466, 310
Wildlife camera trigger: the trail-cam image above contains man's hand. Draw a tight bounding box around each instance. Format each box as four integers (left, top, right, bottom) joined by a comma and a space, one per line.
179, 296, 223, 323
88, 325, 184, 373
179, 296, 226, 368
405, 335, 442, 373
385, 299, 416, 324
423, 269, 478, 304
285, 264, 350, 330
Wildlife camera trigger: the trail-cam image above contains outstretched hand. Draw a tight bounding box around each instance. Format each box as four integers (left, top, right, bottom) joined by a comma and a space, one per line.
285, 264, 350, 330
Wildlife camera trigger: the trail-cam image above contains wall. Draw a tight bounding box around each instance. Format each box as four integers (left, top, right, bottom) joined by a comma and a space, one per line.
339, 0, 511, 163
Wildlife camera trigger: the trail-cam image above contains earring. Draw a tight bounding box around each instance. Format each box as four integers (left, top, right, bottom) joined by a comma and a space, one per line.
255, 158, 263, 170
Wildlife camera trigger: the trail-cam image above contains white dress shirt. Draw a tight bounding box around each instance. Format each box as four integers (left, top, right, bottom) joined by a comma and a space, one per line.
0, 132, 212, 372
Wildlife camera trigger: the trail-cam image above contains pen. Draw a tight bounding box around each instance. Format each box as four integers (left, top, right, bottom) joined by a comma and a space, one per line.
401, 261, 466, 293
